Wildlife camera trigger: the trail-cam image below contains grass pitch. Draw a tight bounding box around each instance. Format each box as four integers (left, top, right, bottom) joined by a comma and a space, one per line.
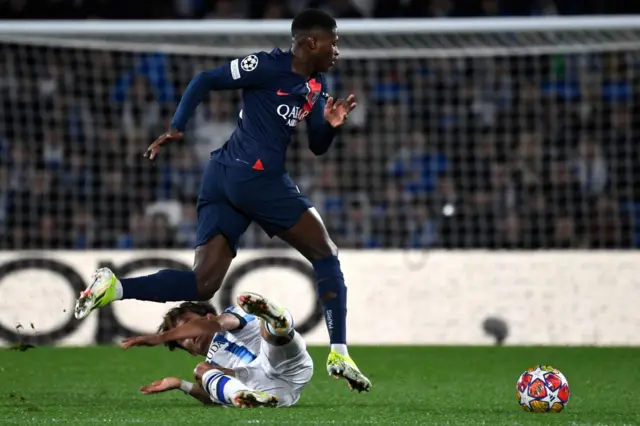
0, 346, 638, 425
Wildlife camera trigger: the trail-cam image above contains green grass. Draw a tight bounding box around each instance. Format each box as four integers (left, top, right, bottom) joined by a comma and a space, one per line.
1, 346, 639, 425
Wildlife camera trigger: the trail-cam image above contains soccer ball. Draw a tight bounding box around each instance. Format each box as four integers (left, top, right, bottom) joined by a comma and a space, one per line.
516, 365, 570, 412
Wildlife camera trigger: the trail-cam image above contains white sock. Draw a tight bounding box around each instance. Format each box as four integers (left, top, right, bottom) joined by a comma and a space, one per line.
264, 309, 294, 337
262, 331, 307, 363
114, 280, 123, 300
331, 344, 349, 356
202, 369, 247, 405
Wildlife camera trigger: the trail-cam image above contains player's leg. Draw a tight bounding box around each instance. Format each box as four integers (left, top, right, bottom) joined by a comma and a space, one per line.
277, 209, 371, 392
237, 292, 314, 406
237, 291, 307, 360
193, 361, 278, 408
74, 161, 250, 319
226, 170, 370, 392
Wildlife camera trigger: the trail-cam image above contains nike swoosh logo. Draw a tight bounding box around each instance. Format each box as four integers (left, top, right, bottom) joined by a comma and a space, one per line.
277, 90, 289, 96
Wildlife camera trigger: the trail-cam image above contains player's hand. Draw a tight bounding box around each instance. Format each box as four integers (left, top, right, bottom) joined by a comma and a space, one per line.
324, 94, 356, 128
121, 334, 163, 349
140, 377, 181, 394
144, 130, 184, 160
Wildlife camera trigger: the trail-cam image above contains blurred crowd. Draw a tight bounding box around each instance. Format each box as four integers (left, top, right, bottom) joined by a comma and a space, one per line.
2, 0, 640, 20
1, 2, 639, 250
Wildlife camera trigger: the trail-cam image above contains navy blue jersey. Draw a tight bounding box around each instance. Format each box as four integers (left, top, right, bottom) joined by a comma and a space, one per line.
171, 48, 336, 173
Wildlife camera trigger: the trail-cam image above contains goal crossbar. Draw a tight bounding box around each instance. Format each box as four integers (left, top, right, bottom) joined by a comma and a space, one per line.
1, 16, 640, 36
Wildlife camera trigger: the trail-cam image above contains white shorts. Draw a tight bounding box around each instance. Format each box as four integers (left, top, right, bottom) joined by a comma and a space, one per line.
233, 332, 314, 407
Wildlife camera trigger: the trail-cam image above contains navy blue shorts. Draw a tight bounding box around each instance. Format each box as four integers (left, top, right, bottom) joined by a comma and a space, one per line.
195, 159, 313, 255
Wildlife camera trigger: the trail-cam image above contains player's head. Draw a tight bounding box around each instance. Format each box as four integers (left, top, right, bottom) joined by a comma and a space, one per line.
157, 301, 218, 356
291, 9, 339, 72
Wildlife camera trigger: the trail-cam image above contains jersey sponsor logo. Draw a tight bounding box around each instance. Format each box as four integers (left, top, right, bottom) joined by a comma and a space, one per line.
241, 55, 259, 72
276, 79, 323, 127
210, 334, 257, 364
276, 104, 307, 127
207, 339, 226, 358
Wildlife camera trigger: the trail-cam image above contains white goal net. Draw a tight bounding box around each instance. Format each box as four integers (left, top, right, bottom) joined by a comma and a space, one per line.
0, 18, 639, 251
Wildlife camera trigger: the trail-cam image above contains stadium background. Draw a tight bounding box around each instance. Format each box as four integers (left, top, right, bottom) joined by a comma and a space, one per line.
1, 1, 640, 424
0, 0, 639, 344
2, 0, 640, 251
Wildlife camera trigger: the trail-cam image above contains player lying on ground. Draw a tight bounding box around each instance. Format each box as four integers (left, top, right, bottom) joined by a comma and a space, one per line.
121, 292, 313, 408
75, 9, 370, 392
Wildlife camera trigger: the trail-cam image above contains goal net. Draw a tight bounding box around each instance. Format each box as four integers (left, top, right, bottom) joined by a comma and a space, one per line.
0, 18, 639, 251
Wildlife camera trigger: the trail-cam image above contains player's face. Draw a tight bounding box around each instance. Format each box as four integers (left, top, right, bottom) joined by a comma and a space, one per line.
173, 313, 212, 356
314, 30, 339, 72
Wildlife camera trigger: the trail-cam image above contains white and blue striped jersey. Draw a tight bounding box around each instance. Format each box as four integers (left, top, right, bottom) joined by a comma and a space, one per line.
205, 306, 262, 369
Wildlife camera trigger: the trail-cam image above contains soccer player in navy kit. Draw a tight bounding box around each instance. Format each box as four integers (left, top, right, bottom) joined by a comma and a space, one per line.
75, 9, 371, 392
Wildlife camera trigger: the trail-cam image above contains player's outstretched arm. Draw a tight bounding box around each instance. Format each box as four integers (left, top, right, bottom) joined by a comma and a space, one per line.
306, 93, 356, 156
140, 377, 215, 405
144, 66, 242, 160
121, 313, 242, 348
146, 53, 270, 161
169, 66, 234, 133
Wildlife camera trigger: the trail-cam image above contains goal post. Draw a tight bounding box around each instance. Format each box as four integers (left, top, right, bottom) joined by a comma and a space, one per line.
0, 17, 638, 250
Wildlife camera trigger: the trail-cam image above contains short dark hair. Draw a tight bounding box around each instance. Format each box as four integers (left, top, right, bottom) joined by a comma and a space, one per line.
157, 301, 218, 351
291, 9, 337, 37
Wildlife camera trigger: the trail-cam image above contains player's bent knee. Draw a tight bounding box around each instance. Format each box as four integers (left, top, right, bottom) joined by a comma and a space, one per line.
195, 282, 221, 301
321, 239, 339, 259
193, 361, 215, 383
192, 268, 225, 300
306, 239, 338, 262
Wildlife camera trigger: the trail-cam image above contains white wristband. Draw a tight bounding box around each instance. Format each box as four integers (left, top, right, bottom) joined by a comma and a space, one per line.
179, 380, 194, 394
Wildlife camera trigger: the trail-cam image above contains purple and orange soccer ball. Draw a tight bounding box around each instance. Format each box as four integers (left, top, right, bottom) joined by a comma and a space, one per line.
516, 365, 570, 413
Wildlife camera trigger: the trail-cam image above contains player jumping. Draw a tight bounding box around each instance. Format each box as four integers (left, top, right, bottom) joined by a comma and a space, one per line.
75, 9, 370, 392
122, 293, 313, 408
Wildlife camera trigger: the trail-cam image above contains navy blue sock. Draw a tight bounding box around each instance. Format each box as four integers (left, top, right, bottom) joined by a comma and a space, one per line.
121, 269, 200, 302
313, 256, 347, 345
